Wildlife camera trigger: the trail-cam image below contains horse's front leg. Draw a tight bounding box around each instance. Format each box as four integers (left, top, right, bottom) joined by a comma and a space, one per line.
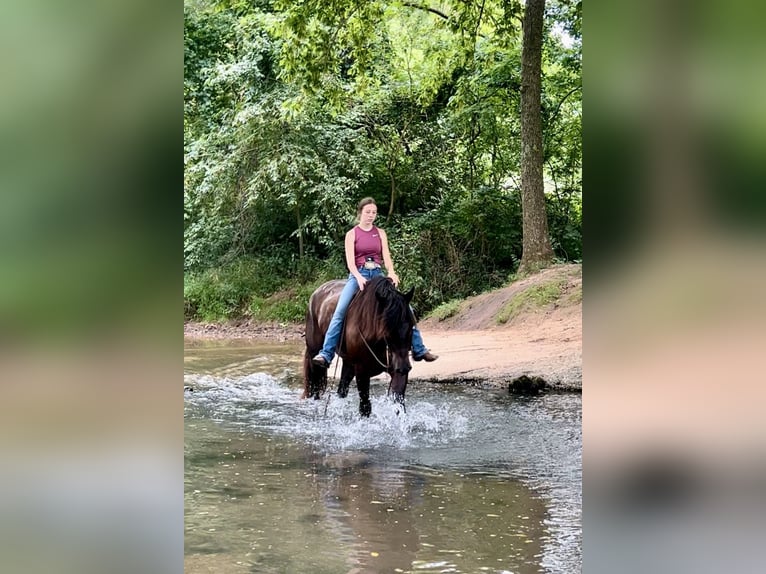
337, 361, 354, 398
305, 349, 327, 400
310, 366, 327, 400
356, 374, 372, 417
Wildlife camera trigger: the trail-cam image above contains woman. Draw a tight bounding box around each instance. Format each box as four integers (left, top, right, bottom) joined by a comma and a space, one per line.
312, 197, 438, 367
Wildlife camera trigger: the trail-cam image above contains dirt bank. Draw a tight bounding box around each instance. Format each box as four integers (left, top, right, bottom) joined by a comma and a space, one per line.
184, 264, 582, 391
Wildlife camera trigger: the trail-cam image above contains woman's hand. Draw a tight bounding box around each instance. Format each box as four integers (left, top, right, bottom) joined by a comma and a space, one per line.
388, 272, 399, 287
356, 275, 368, 290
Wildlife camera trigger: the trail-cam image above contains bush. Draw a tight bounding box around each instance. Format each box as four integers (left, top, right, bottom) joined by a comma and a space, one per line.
183, 254, 346, 322
184, 260, 260, 321
249, 283, 319, 323
388, 187, 523, 314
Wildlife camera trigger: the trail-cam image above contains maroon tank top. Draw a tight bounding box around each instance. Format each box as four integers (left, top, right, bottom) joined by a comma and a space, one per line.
353, 225, 382, 267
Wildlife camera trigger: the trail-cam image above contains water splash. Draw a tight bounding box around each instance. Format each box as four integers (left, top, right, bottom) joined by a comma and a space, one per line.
184, 372, 469, 453
296, 393, 469, 451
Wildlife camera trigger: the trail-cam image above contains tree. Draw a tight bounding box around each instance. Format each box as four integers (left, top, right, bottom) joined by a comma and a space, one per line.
519, 0, 555, 272
183, 0, 581, 317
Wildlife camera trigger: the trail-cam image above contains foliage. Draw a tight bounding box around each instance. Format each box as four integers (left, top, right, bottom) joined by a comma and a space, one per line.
389, 184, 523, 312
183, 253, 344, 321
248, 283, 320, 323
183, 0, 581, 322
184, 261, 258, 321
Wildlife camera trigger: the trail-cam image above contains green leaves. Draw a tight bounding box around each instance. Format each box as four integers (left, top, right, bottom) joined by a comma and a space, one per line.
184, 0, 581, 315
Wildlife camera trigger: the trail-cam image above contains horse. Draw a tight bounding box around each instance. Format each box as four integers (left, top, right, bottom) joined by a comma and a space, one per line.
303, 276, 416, 417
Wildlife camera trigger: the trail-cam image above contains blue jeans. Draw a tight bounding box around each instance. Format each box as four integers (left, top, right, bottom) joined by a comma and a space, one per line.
317, 267, 429, 362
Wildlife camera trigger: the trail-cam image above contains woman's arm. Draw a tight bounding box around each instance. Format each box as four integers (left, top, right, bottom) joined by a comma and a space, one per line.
379, 228, 399, 287
345, 228, 367, 290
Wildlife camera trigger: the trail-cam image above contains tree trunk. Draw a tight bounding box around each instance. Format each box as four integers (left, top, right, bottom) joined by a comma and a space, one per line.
519, 0, 554, 273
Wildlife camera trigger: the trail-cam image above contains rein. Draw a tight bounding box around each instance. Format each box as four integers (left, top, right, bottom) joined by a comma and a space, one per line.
358, 327, 389, 370
358, 327, 403, 409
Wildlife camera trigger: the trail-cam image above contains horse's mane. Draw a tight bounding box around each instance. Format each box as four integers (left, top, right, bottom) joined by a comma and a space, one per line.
353, 276, 414, 343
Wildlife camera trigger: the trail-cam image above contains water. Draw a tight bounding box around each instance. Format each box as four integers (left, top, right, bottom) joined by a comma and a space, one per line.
184, 340, 581, 573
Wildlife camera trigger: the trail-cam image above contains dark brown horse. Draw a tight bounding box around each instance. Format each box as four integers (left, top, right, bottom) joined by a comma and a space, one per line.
303, 276, 415, 417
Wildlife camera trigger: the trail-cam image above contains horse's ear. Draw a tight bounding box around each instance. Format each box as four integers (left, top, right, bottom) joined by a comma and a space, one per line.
403, 286, 414, 303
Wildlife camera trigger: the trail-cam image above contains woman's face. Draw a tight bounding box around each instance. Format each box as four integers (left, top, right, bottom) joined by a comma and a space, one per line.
359, 204, 377, 225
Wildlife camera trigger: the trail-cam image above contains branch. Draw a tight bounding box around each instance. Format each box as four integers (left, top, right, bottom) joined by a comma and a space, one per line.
401, 2, 450, 22
473, 0, 487, 43
548, 85, 581, 127
402, 1, 488, 39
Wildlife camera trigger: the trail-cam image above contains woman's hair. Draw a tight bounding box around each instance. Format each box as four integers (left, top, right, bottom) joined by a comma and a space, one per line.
356, 197, 377, 217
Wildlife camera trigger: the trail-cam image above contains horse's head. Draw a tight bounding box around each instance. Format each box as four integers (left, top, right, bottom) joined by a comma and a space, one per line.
374, 278, 416, 404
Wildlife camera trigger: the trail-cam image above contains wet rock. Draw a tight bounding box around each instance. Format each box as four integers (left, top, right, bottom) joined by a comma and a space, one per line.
508, 375, 548, 395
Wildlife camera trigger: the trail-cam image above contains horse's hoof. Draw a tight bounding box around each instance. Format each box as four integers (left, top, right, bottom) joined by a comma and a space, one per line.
360, 402, 372, 417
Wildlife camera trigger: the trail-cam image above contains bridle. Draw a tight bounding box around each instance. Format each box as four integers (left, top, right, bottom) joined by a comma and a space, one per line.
358, 327, 389, 370
358, 327, 411, 409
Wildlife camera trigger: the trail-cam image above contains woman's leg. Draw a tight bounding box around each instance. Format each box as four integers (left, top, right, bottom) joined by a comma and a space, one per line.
314, 275, 359, 364
411, 326, 428, 357
412, 325, 438, 361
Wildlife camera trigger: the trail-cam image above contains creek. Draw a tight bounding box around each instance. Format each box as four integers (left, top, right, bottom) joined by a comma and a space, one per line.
184, 340, 581, 574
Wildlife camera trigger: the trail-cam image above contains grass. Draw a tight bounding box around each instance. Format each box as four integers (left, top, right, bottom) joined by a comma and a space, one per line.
426, 299, 463, 322
566, 284, 582, 305
496, 279, 565, 324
